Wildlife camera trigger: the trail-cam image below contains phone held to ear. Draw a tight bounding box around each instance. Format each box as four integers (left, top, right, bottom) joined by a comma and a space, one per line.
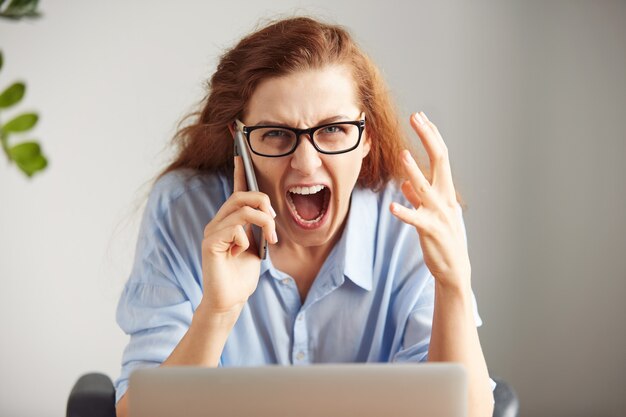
233, 129, 268, 260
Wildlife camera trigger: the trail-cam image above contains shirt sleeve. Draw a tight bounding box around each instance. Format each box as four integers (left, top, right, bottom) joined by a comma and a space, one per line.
114, 272, 192, 403
390, 278, 484, 361
113, 171, 212, 403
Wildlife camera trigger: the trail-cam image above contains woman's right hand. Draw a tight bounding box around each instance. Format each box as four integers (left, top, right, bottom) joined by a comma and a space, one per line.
199, 155, 277, 315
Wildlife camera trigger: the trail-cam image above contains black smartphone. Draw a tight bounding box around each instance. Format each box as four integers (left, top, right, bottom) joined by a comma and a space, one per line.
233, 127, 268, 260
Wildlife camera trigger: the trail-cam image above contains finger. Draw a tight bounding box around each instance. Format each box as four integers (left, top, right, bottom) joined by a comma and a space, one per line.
410, 112, 446, 166
233, 155, 247, 193
218, 205, 277, 245
410, 112, 455, 197
420, 112, 457, 197
210, 191, 277, 226
229, 224, 250, 257
202, 224, 250, 257
420, 112, 445, 147
389, 201, 426, 231
401, 149, 434, 205
401, 180, 422, 209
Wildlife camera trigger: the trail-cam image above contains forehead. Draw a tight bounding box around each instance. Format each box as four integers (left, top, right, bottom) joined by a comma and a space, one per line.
245, 65, 361, 125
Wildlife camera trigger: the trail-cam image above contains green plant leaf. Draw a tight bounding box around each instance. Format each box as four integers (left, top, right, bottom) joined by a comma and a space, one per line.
3, 112, 38, 133
8, 140, 47, 177
0, 82, 25, 108
8, 141, 39, 161
17, 153, 47, 176
0, 0, 40, 19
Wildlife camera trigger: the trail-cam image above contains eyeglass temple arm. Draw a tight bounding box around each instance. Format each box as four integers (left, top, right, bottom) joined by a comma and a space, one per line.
234, 119, 246, 132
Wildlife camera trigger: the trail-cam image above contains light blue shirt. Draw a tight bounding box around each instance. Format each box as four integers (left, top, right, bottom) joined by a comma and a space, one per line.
114, 169, 486, 403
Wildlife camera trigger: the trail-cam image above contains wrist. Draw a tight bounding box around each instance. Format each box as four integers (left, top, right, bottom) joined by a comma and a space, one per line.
163, 301, 239, 368
434, 278, 474, 315
434, 269, 472, 296
194, 300, 243, 330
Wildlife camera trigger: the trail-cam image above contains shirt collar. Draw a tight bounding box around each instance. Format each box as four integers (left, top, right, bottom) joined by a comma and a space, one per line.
340, 187, 377, 291
260, 186, 378, 291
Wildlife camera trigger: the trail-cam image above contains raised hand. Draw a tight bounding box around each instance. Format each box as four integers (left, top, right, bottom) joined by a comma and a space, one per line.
390, 112, 471, 291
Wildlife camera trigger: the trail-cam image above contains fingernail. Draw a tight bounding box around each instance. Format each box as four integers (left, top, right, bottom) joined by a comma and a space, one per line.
272, 230, 278, 244
270, 206, 277, 218
403, 150, 414, 165
414, 112, 425, 125
421, 111, 429, 122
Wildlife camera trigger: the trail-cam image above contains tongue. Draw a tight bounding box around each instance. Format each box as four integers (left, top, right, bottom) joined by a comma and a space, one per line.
291, 191, 324, 221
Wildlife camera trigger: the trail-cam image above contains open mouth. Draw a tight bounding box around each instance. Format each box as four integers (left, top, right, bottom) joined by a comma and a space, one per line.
285, 184, 331, 229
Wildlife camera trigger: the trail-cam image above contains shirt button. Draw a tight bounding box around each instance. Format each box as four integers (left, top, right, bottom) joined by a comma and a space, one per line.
297, 313, 304, 321
296, 351, 305, 361
281, 278, 291, 285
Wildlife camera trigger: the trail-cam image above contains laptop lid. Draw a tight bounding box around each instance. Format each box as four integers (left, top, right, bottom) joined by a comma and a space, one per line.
128, 363, 467, 417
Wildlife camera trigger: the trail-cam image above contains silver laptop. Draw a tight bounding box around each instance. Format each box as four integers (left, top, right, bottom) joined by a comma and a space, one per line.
128, 363, 467, 417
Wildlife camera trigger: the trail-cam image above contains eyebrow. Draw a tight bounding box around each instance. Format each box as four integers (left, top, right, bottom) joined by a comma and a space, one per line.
253, 114, 353, 127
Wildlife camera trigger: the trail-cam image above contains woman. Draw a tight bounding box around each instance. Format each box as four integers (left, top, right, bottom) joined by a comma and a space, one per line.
115, 16, 494, 417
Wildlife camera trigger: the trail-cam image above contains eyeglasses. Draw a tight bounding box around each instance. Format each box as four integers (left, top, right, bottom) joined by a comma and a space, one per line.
234, 113, 366, 157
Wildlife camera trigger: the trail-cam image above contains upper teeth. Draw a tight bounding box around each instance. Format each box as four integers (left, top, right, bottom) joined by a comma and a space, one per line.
289, 185, 326, 195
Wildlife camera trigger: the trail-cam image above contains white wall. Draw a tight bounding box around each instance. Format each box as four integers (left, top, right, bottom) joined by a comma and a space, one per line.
1, 1, 625, 416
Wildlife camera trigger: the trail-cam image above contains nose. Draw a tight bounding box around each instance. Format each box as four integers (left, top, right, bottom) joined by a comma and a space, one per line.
290, 134, 322, 175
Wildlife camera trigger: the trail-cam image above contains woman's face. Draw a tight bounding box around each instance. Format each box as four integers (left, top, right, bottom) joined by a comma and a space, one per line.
243, 65, 370, 252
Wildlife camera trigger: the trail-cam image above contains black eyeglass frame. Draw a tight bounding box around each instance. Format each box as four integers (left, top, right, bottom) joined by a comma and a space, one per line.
234, 113, 366, 158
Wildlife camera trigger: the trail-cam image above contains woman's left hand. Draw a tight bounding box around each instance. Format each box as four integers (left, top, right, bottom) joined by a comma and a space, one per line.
390, 111, 471, 291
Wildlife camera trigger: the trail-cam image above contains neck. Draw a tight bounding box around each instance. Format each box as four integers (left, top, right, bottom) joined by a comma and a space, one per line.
272, 232, 337, 266
270, 214, 348, 275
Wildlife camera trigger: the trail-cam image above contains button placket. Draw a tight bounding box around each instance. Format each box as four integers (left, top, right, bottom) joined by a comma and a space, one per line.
292, 309, 309, 364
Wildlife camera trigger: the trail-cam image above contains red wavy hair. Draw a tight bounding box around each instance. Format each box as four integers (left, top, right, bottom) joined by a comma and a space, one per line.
160, 16, 417, 191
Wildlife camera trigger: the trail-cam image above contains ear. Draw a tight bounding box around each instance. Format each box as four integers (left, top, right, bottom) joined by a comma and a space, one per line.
228, 122, 236, 139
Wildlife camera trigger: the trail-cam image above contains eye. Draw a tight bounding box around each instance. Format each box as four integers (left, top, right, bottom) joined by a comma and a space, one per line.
263, 129, 291, 138
320, 125, 346, 134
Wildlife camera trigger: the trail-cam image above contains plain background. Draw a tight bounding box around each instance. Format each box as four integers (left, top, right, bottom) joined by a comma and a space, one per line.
1, 1, 625, 416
